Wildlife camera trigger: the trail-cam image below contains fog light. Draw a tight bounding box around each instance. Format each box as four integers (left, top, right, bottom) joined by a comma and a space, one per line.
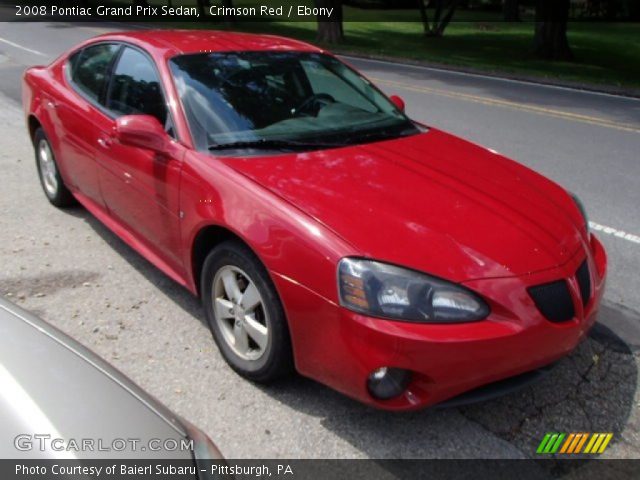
367, 367, 412, 400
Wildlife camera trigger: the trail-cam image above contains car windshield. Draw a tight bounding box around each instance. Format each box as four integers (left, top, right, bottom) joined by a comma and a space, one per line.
169, 51, 420, 153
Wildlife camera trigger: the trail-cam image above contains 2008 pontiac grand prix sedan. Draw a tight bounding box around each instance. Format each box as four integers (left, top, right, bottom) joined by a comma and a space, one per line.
22, 30, 607, 410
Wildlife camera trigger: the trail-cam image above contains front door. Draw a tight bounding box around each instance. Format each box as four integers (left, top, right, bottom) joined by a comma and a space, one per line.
94, 46, 185, 277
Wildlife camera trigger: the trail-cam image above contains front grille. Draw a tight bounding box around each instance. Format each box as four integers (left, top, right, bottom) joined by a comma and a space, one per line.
528, 280, 575, 322
575, 260, 591, 307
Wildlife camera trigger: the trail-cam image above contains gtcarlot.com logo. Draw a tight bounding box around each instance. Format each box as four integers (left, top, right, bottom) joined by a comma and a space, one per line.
14, 434, 194, 453
537, 432, 613, 455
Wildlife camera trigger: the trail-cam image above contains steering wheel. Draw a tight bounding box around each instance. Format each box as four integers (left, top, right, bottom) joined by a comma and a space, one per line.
292, 93, 336, 117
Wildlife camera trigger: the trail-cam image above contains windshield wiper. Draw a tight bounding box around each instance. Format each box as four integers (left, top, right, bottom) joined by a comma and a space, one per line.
343, 125, 420, 145
208, 138, 344, 152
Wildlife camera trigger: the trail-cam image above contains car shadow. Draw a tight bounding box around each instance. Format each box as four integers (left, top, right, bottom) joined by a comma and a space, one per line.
460, 306, 638, 452
62, 206, 638, 461
258, 304, 639, 461
61, 205, 205, 324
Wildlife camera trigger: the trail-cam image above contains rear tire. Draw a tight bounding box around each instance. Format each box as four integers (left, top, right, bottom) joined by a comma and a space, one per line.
201, 241, 294, 383
34, 128, 75, 208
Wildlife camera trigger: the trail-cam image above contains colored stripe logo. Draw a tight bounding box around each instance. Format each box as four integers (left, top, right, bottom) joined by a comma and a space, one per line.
537, 433, 613, 454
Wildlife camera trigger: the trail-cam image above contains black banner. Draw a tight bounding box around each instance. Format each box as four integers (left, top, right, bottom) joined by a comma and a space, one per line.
2, 1, 639, 23
3, 459, 640, 480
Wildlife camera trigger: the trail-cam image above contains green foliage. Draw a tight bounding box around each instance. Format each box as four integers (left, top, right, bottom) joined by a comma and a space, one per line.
112, 0, 640, 88
222, 20, 640, 89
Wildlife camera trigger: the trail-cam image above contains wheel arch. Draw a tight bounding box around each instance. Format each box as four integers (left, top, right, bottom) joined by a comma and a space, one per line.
191, 223, 298, 372
27, 114, 43, 145
191, 224, 262, 297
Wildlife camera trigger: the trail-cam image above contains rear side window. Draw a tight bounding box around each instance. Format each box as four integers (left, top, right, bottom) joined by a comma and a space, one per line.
105, 47, 168, 128
70, 44, 120, 102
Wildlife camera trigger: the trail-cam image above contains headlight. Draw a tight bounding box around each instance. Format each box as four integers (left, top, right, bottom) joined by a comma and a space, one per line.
338, 258, 490, 323
570, 192, 589, 232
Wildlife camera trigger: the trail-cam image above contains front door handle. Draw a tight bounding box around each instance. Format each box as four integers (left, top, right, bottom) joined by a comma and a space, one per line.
97, 136, 112, 149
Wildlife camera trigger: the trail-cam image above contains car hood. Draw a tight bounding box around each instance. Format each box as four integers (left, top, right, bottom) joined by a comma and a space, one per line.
222, 129, 585, 282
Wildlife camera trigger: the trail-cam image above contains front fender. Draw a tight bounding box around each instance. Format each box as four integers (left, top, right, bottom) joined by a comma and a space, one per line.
180, 151, 355, 303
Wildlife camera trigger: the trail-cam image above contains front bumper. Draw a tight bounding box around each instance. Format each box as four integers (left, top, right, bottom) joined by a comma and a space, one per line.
275, 234, 607, 411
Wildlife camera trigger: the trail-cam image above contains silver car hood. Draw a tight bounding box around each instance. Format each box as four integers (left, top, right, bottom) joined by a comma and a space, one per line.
0, 298, 192, 460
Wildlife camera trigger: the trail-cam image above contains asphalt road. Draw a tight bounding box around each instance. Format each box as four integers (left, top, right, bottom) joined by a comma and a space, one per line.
1, 22, 639, 461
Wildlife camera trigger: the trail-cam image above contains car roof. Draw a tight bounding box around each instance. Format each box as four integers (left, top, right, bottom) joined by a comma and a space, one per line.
92, 30, 324, 59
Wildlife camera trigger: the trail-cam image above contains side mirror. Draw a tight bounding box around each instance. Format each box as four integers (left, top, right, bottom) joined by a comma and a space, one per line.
115, 115, 168, 153
389, 95, 405, 112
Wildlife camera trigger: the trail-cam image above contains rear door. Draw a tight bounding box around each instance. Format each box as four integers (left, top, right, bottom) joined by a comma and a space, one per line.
94, 46, 185, 276
55, 43, 121, 205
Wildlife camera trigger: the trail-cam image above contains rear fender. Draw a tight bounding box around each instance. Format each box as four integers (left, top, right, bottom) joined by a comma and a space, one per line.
22, 65, 72, 186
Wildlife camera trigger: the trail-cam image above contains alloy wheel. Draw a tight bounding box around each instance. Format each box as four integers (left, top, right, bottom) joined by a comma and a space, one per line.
212, 265, 270, 361
38, 139, 58, 197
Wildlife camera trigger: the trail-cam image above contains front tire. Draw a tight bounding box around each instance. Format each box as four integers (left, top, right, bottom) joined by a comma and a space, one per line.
34, 128, 75, 208
201, 241, 294, 383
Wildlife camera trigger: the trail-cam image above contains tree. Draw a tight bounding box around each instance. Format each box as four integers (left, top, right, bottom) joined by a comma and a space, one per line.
195, 0, 210, 17
503, 0, 520, 21
533, 0, 572, 60
316, 0, 344, 43
418, 0, 462, 37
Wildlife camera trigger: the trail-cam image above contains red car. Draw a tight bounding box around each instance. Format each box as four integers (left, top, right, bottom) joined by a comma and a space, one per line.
23, 31, 606, 410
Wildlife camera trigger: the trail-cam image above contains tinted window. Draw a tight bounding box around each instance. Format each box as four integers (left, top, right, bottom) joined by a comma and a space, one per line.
106, 47, 168, 128
301, 60, 377, 113
71, 44, 120, 102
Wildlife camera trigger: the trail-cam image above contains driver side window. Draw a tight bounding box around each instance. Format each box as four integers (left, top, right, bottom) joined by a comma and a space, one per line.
105, 47, 173, 136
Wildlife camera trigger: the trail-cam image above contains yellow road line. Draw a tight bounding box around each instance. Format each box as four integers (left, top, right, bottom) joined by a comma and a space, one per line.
372, 77, 640, 134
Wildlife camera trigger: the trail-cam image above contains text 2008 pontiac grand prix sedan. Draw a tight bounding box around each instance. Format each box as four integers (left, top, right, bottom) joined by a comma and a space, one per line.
22, 30, 607, 410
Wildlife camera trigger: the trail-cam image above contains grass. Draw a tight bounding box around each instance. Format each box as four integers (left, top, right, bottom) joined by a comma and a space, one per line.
137, 0, 640, 89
